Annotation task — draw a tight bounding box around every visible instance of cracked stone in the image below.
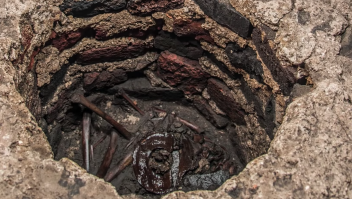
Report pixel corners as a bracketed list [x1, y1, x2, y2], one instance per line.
[252, 28, 295, 95]
[207, 78, 246, 125]
[51, 30, 85, 52]
[340, 26, 352, 59]
[59, 0, 127, 18]
[193, 0, 252, 38]
[128, 0, 185, 16]
[154, 31, 204, 60]
[77, 41, 152, 65]
[2, 0, 352, 198]
[157, 51, 210, 95]
[83, 69, 128, 92]
[225, 42, 264, 83]
[193, 96, 229, 128]
[173, 18, 214, 43]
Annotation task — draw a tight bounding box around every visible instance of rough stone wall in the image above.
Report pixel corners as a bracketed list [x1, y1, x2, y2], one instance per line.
[0, 0, 351, 199]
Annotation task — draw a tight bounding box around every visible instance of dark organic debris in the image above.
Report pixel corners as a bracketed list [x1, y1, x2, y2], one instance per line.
[69, 91, 232, 194]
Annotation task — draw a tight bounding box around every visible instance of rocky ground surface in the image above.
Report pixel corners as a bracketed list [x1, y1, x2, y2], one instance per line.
[1, 0, 352, 198]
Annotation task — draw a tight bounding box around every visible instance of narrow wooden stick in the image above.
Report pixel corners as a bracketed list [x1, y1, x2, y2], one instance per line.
[71, 94, 132, 139]
[90, 145, 94, 161]
[104, 151, 133, 182]
[90, 134, 108, 162]
[152, 107, 203, 133]
[119, 89, 145, 115]
[82, 112, 91, 171]
[93, 134, 108, 149]
[177, 117, 202, 133]
[96, 130, 119, 178]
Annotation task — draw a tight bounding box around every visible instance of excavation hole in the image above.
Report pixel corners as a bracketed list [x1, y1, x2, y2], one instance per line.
[14, 0, 313, 197]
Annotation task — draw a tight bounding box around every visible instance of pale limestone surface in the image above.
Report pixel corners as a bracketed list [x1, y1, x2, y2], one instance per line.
[0, 1, 120, 198]
[1, 0, 352, 199]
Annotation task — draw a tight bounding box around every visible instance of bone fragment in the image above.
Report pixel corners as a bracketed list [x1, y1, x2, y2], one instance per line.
[82, 112, 91, 171]
[96, 130, 119, 178]
[152, 107, 203, 133]
[104, 151, 133, 182]
[119, 89, 145, 115]
[71, 94, 132, 139]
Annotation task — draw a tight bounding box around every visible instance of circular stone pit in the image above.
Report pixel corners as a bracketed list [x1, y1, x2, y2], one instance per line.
[1, 0, 352, 198]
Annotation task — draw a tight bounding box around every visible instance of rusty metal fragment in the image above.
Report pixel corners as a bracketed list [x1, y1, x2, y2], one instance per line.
[133, 133, 174, 194]
[132, 132, 196, 194]
[177, 136, 196, 183]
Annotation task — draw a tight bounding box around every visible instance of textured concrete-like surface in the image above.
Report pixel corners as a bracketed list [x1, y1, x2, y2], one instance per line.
[1, 0, 352, 199]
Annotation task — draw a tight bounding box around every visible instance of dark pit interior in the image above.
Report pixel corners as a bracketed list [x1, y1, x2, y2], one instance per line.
[15, 0, 312, 197]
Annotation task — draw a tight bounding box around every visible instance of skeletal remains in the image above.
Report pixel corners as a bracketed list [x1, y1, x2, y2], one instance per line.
[71, 90, 236, 194]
